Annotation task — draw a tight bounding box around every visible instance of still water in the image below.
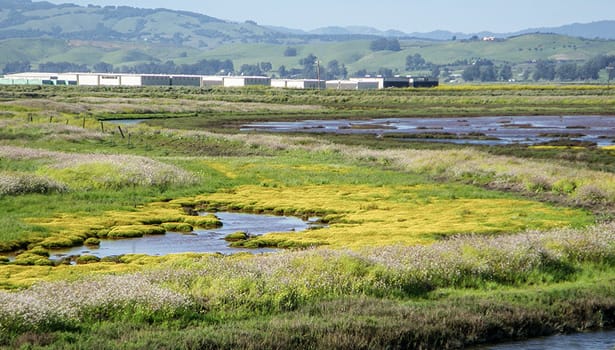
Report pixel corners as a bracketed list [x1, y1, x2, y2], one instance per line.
[242, 115, 615, 147]
[477, 329, 615, 350]
[51, 212, 310, 258]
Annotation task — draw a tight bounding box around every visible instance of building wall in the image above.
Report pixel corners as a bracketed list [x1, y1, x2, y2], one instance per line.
[202, 77, 224, 87]
[77, 74, 100, 86]
[271, 79, 288, 88]
[99, 75, 121, 86]
[171, 76, 201, 86]
[357, 81, 380, 90]
[224, 77, 271, 87]
[142, 75, 171, 86]
[326, 80, 358, 90]
[121, 76, 143, 86]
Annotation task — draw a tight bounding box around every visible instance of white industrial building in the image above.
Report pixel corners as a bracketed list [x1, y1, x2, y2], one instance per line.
[223, 76, 271, 87]
[326, 80, 380, 90]
[2, 72, 437, 89]
[202, 76, 225, 87]
[271, 79, 326, 89]
[4, 72, 78, 85]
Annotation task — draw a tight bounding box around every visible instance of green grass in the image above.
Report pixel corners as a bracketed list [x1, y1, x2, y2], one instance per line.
[0, 85, 614, 349]
[3, 33, 615, 75]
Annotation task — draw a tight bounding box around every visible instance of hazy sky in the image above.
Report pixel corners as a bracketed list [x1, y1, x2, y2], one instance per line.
[48, 0, 614, 33]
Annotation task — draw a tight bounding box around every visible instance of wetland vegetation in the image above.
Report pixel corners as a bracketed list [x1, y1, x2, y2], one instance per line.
[1, 84, 615, 349]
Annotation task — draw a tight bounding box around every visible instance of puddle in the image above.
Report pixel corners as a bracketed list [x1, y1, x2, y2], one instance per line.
[104, 119, 146, 125]
[474, 329, 615, 350]
[50, 212, 311, 259]
[242, 116, 615, 147]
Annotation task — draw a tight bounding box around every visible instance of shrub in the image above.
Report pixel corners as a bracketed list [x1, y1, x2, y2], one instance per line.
[107, 225, 166, 239]
[224, 231, 248, 242]
[76, 255, 101, 265]
[13, 253, 53, 266]
[39, 236, 84, 249]
[161, 222, 194, 233]
[183, 214, 222, 229]
[28, 247, 50, 257]
[84, 238, 101, 246]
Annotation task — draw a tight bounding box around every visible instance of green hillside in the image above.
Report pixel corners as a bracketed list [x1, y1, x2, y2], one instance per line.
[1, 1, 615, 80]
[188, 34, 615, 75]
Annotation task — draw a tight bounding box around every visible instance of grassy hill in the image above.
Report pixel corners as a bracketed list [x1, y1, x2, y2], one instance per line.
[0, 0, 279, 49]
[1, 1, 615, 78]
[3, 34, 615, 77]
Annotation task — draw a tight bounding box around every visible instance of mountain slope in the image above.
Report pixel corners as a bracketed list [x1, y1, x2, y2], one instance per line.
[307, 21, 615, 40]
[0, 0, 280, 48]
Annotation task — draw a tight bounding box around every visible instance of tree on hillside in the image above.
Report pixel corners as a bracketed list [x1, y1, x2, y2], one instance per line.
[578, 54, 615, 80]
[499, 64, 513, 81]
[239, 64, 262, 76]
[406, 53, 427, 70]
[462, 64, 480, 81]
[299, 54, 318, 78]
[38, 62, 87, 73]
[378, 68, 394, 77]
[480, 65, 497, 82]
[370, 38, 401, 52]
[93, 62, 114, 73]
[556, 62, 578, 81]
[325, 60, 348, 80]
[2, 61, 31, 74]
[284, 47, 297, 57]
[533, 60, 556, 81]
[259, 62, 272, 73]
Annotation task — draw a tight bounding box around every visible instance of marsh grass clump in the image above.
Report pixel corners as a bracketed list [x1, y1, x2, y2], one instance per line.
[84, 238, 101, 246]
[106, 225, 166, 239]
[160, 222, 193, 233]
[39, 236, 84, 249]
[224, 231, 249, 242]
[13, 253, 53, 266]
[183, 214, 222, 229]
[0, 172, 67, 196]
[75, 255, 101, 265]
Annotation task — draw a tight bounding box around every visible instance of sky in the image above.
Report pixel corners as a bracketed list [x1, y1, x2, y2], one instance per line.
[47, 0, 614, 33]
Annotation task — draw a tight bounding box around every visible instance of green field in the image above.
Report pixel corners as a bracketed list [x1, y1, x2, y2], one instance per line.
[0, 85, 615, 349]
[3, 33, 615, 77]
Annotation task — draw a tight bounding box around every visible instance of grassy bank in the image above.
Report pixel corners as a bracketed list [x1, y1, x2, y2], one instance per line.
[1, 224, 615, 348]
[0, 85, 614, 349]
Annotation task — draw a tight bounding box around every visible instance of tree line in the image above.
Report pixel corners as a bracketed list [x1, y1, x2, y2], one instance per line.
[3, 53, 614, 83]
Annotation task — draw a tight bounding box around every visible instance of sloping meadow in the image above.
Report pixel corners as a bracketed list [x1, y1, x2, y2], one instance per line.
[0, 145, 196, 191]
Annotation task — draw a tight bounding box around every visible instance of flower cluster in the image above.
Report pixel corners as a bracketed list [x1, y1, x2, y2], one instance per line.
[0, 172, 67, 196]
[0, 146, 196, 189]
[0, 273, 191, 330]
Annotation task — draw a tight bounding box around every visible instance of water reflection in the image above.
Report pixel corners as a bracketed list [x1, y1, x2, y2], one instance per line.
[51, 212, 310, 258]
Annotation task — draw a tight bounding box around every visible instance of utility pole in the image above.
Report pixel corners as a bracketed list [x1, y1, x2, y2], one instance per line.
[315, 59, 321, 90]
[607, 66, 614, 89]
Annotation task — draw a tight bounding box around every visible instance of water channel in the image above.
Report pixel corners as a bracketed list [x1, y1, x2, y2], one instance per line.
[476, 329, 615, 350]
[50, 212, 311, 259]
[241, 115, 615, 147]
